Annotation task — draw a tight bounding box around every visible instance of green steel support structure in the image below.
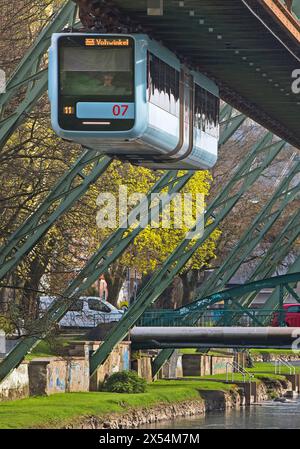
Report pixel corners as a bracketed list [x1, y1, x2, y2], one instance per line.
[175, 273, 300, 319]
[192, 159, 300, 300]
[0, 0, 297, 384]
[0, 169, 194, 382]
[0, 1, 76, 148]
[236, 210, 300, 309]
[218, 105, 246, 146]
[260, 255, 300, 311]
[0, 151, 112, 280]
[89, 133, 286, 376]
[151, 272, 300, 375]
[153, 160, 300, 372]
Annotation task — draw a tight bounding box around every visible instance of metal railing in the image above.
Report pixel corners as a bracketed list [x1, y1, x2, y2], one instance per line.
[226, 360, 255, 383]
[274, 357, 296, 375]
[137, 308, 281, 327]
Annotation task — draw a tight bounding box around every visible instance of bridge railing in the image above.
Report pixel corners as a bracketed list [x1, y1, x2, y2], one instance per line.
[137, 308, 284, 327]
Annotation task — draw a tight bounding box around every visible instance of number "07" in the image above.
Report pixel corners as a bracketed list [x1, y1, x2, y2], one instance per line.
[112, 104, 129, 116]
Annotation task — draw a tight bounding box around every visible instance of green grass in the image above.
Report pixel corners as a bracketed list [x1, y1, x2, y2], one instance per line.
[248, 362, 300, 375]
[179, 349, 232, 357]
[0, 379, 236, 429]
[185, 360, 299, 384]
[250, 349, 300, 356]
[25, 336, 82, 361]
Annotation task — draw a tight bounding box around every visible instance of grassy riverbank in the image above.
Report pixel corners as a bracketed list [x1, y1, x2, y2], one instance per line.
[0, 379, 236, 429]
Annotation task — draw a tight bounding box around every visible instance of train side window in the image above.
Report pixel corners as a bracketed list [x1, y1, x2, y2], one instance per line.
[148, 52, 179, 116]
[194, 84, 219, 137]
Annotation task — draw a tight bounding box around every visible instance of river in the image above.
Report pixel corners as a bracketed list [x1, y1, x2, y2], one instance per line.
[141, 360, 300, 429]
[141, 396, 300, 429]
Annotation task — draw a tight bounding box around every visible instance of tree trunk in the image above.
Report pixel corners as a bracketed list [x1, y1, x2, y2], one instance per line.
[180, 269, 199, 306]
[105, 262, 127, 307]
[21, 254, 49, 321]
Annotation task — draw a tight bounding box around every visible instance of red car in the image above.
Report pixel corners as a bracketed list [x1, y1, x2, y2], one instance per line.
[271, 304, 300, 327]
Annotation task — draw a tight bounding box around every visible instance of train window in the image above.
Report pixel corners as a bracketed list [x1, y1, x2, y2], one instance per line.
[59, 46, 134, 100]
[148, 53, 179, 116]
[194, 85, 219, 137]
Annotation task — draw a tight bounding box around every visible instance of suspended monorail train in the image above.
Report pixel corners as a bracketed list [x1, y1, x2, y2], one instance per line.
[49, 33, 220, 170]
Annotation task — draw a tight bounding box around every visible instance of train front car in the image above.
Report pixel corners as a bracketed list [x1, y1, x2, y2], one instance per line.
[48, 33, 219, 170]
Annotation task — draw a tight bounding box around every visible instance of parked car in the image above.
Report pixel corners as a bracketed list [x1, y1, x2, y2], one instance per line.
[271, 304, 300, 327]
[39, 296, 124, 329]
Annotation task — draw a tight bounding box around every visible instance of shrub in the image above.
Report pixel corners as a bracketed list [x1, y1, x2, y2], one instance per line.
[103, 370, 147, 394]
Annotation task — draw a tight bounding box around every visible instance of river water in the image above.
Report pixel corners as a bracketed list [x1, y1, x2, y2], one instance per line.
[142, 396, 300, 429]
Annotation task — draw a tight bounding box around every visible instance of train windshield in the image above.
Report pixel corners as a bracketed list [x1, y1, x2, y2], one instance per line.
[59, 37, 134, 101]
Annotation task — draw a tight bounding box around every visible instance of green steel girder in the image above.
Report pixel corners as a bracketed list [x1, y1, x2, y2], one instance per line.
[218, 105, 246, 146]
[0, 151, 112, 281]
[260, 255, 300, 311]
[248, 208, 300, 280]
[0, 1, 76, 148]
[0, 169, 194, 383]
[0, 71, 48, 149]
[194, 160, 300, 300]
[179, 273, 300, 315]
[151, 272, 300, 375]
[0, 101, 242, 290]
[171, 164, 300, 327]
[237, 209, 300, 309]
[0, 103, 245, 383]
[88, 132, 286, 376]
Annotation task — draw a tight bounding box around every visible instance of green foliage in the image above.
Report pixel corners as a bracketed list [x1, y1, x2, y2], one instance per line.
[0, 315, 14, 334]
[102, 370, 147, 394]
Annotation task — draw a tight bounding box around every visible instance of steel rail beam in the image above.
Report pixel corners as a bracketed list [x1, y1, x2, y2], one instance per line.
[89, 133, 286, 376]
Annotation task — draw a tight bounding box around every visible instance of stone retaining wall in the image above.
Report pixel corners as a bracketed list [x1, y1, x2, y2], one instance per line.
[182, 354, 234, 377]
[0, 341, 131, 401]
[28, 357, 90, 396]
[0, 361, 29, 401]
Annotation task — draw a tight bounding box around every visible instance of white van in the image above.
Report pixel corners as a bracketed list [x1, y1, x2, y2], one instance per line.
[39, 296, 124, 329]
